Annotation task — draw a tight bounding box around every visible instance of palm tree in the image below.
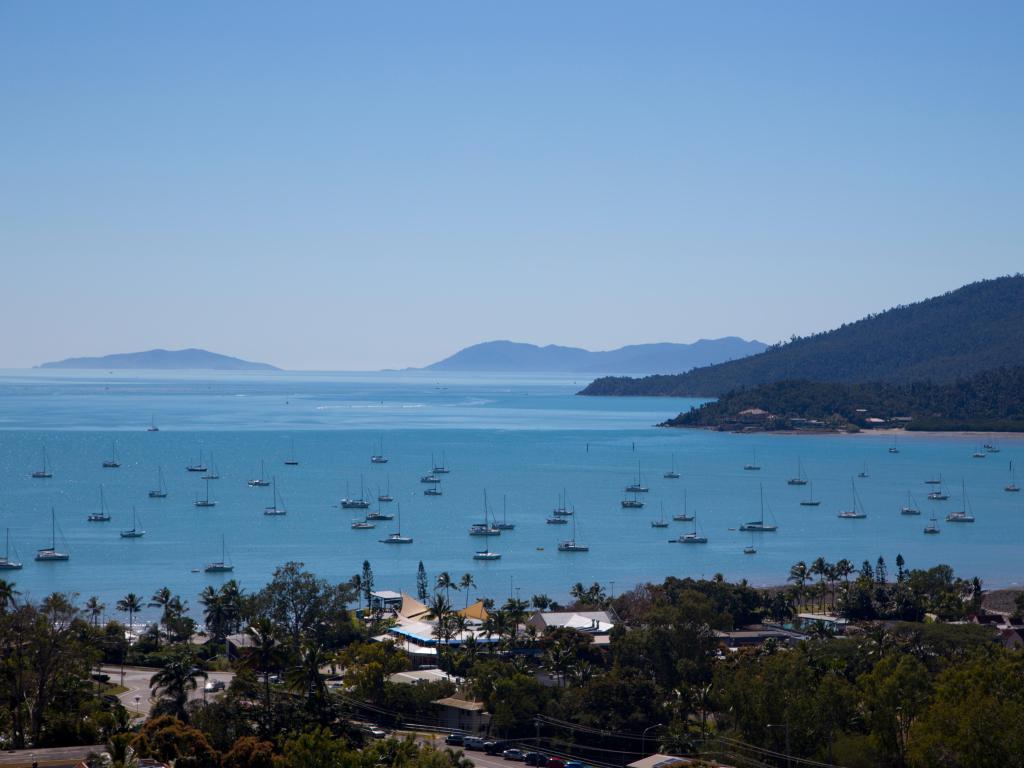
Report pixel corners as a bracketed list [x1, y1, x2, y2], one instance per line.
[436, 571, 457, 603]
[350, 574, 363, 611]
[788, 561, 808, 610]
[810, 557, 830, 612]
[459, 572, 476, 609]
[0, 579, 20, 614]
[240, 618, 282, 735]
[148, 587, 180, 647]
[285, 640, 331, 719]
[116, 593, 143, 639]
[84, 596, 105, 627]
[149, 649, 207, 722]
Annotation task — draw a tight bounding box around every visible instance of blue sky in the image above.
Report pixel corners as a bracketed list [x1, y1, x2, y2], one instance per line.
[1, 2, 1021, 370]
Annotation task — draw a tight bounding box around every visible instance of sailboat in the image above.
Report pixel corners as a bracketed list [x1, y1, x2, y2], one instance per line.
[621, 491, 644, 509]
[473, 495, 501, 560]
[557, 513, 588, 552]
[924, 514, 940, 535]
[838, 478, 867, 518]
[900, 491, 921, 516]
[925, 473, 943, 485]
[248, 460, 270, 487]
[119, 507, 146, 538]
[379, 503, 413, 544]
[32, 447, 53, 478]
[202, 453, 219, 480]
[672, 489, 695, 522]
[0, 529, 23, 570]
[495, 495, 515, 530]
[341, 478, 371, 509]
[625, 463, 649, 493]
[433, 453, 450, 474]
[284, 438, 299, 466]
[423, 477, 443, 496]
[972, 446, 987, 458]
[367, 498, 394, 521]
[147, 415, 159, 432]
[743, 450, 761, 471]
[888, 436, 899, 454]
[927, 481, 949, 501]
[857, 462, 869, 479]
[186, 450, 207, 473]
[35, 509, 69, 561]
[351, 515, 375, 529]
[1006, 461, 1020, 493]
[799, 481, 821, 507]
[677, 511, 708, 544]
[88, 486, 112, 521]
[985, 442, 1001, 453]
[651, 501, 669, 528]
[546, 493, 570, 524]
[370, 437, 388, 464]
[663, 454, 680, 480]
[194, 479, 216, 507]
[263, 476, 287, 515]
[743, 531, 757, 555]
[946, 480, 976, 523]
[102, 440, 121, 468]
[204, 535, 233, 572]
[149, 466, 168, 498]
[787, 459, 808, 486]
[378, 476, 394, 503]
[740, 485, 778, 531]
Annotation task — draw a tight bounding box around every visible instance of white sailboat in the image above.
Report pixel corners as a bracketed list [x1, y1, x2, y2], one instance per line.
[379, 503, 413, 544]
[147, 414, 159, 432]
[433, 452, 450, 474]
[473, 495, 501, 560]
[263, 476, 287, 516]
[186, 450, 207, 473]
[0, 528, 23, 570]
[119, 506, 145, 538]
[1006, 461, 1020, 493]
[341, 477, 371, 509]
[35, 509, 69, 561]
[677, 511, 708, 544]
[557, 513, 588, 552]
[838, 478, 868, 519]
[625, 462, 649, 493]
[88, 486, 112, 521]
[370, 437, 388, 464]
[673, 489, 695, 522]
[651, 501, 670, 528]
[204, 535, 233, 572]
[787, 458, 808, 485]
[149, 466, 168, 498]
[900, 491, 921, 515]
[743, 449, 761, 471]
[946, 480, 976, 523]
[740, 485, 778, 531]
[378, 476, 394, 503]
[248, 460, 270, 487]
[924, 513, 940, 535]
[663, 454, 680, 480]
[202, 453, 219, 480]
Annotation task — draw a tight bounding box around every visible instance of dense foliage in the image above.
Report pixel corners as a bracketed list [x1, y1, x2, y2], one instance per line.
[662, 366, 1024, 430]
[580, 274, 1024, 396]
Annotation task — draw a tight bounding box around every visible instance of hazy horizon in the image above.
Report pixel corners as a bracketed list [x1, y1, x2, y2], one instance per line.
[2, 2, 1021, 370]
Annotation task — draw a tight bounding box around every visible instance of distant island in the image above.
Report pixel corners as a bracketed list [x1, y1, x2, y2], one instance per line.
[661, 367, 1024, 433]
[38, 348, 280, 371]
[424, 337, 766, 374]
[580, 275, 1024, 397]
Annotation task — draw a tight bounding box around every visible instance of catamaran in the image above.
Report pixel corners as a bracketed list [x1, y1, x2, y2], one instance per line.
[32, 447, 53, 478]
[651, 502, 669, 528]
[204, 535, 233, 572]
[370, 437, 388, 464]
[35, 509, 69, 561]
[88, 486, 112, 521]
[102, 440, 121, 468]
[194, 479, 216, 507]
[557, 513, 588, 552]
[663, 454, 680, 480]
[1006, 461, 1020, 493]
[740, 485, 778, 532]
[677, 512, 708, 544]
[379, 503, 413, 544]
[119, 506, 146, 538]
[673, 489, 695, 522]
[900, 491, 921, 515]
[149, 466, 168, 498]
[263, 476, 287, 516]
[787, 459, 808, 485]
[799, 481, 821, 507]
[248, 460, 270, 487]
[946, 480, 976, 523]
[924, 514, 940, 535]
[0, 529, 23, 570]
[838, 478, 867, 519]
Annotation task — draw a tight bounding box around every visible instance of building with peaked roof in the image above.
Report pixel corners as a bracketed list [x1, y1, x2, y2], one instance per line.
[628, 755, 734, 768]
[528, 610, 615, 634]
[371, 593, 498, 661]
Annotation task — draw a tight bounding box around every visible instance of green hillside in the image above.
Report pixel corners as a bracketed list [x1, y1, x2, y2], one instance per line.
[580, 275, 1024, 397]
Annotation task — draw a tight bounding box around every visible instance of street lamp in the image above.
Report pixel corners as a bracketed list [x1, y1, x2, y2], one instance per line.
[641, 723, 664, 756]
[766, 722, 791, 768]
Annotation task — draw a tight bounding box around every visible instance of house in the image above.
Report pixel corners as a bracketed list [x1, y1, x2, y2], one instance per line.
[714, 625, 807, 648]
[628, 754, 735, 768]
[432, 696, 490, 734]
[388, 668, 461, 686]
[371, 593, 499, 661]
[369, 590, 405, 614]
[527, 610, 616, 645]
[794, 613, 848, 635]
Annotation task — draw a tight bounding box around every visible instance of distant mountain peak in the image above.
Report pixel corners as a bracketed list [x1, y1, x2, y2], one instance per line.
[423, 338, 766, 374]
[38, 348, 280, 371]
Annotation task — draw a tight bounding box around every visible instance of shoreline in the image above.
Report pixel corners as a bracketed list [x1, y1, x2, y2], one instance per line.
[663, 425, 1024, 440]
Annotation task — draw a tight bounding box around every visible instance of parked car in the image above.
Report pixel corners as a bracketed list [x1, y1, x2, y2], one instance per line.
[545, 758, 566, 768]
[203, 680, 226, 693]
[364, 726, 388, 739]
[463, 737, 485, 751]
[564, 762, 587, 768]
[445, 733, 465, 746]
[484, 741, 503, 755]
[502, 749, 526, 761]
[524, 753, 548, 766]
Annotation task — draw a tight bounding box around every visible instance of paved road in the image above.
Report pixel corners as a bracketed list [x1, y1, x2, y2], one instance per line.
[0, 744, 102, 767]
[101, 665, 234, 715]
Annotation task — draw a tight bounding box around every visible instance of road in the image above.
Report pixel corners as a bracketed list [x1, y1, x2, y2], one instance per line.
[101, 665, 235, 715]
[0, 744, 103, 767]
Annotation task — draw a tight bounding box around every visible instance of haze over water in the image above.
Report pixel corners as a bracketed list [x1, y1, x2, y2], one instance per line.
[1, 369, 1020, 618]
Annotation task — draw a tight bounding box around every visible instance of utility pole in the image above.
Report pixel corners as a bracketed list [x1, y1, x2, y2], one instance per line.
[767, 721, 791, 768]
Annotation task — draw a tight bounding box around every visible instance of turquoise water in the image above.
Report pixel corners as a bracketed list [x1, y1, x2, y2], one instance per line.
[0, 369, 1021, 618]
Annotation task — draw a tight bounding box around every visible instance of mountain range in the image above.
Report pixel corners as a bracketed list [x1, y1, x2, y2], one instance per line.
[580, 275, 1024, 396]
[38, 348, 279, 371]
[423, 338, 767, 374]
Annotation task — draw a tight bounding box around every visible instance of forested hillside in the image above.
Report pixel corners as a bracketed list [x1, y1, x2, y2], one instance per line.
[581, 275, 1024, 396]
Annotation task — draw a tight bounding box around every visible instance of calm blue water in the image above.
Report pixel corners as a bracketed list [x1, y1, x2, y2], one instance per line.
[0, 369, 1021, 618]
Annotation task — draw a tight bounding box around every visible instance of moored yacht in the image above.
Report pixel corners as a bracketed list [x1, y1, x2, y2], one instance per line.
[676, 512, 707, 544]
[0, 529, 23, 570]
[370, 437, 388, 464]
[740, 485, 778, 532]
[35, 509, 69, 561]
[799, 481, 821, 507]
[787, 458, 808, 485]
[557, 514, 588, 552]
[32, 447, 53, 479]
[672, 490, 695, 522]
[194, 479, 216, 507]
[263, 476, 287, 515]
[149, 466, 168, 498]
[945, 480, 976, 523]
[1006, 461, 1020, 493]
[663, 454, 680, 479]
[900, 491, 921, 515]
[248, 460, 270, 487]
[924, 514, 940, 535]
[119, 507, 145, 538]
[379, 503, 413, 544]
[88, 486, 112, 521]
[204, 535, 233, 572]
[102, 440, 121, 468]
[838, 478, 867, 519]
[186, 450, 207, 473]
